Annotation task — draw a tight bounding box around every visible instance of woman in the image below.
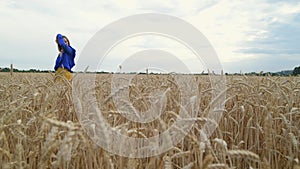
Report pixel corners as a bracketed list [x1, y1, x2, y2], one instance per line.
[54, 34, 76, 81]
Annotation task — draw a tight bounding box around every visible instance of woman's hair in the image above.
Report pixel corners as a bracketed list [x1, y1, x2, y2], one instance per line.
[56, 35, 70, 52]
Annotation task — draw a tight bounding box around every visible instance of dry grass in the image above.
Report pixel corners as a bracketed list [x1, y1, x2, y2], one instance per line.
[0, 72, 299, 169]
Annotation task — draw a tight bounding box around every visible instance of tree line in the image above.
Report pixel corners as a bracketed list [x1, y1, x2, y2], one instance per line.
[0, 67, 52, 73]
[1, 66, 300, 75]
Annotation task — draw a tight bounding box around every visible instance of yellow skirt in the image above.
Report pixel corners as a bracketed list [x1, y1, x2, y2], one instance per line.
[55, 68, 72, 81]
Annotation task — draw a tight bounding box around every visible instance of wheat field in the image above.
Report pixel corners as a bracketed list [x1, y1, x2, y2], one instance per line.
[0, 72, 299, 169]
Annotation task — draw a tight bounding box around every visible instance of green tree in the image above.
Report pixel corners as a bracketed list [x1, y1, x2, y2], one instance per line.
[293, 66, 300, 76]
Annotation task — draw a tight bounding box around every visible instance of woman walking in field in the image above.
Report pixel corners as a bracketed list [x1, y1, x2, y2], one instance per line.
[54, 34, 76, 81]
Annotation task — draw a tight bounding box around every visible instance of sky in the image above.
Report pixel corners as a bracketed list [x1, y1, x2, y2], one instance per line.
[0, 0, 299, 73]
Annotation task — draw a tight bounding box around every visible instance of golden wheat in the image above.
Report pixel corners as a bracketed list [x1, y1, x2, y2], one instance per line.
[0, 72, 299, 168]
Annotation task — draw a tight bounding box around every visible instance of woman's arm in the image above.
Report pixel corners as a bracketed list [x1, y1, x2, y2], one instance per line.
[56, 34, 75, 55]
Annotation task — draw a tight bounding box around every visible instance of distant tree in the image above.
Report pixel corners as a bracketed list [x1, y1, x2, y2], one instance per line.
[293, 66, 300, 76]
[0, 68, 10, 72]
[29, 69, 39, 72]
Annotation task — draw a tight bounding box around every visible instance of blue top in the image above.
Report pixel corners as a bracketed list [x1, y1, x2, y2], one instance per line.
[54, 34, 76, 72]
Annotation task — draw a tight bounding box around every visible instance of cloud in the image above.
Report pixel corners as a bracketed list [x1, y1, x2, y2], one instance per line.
[223, 54, 299, 73]
[0, 0, 299, 73]
[184, 0, 300, 72]
[0, 0, 121, 69]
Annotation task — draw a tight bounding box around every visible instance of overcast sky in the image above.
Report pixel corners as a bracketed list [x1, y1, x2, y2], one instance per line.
[0, 0, 299, 73]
